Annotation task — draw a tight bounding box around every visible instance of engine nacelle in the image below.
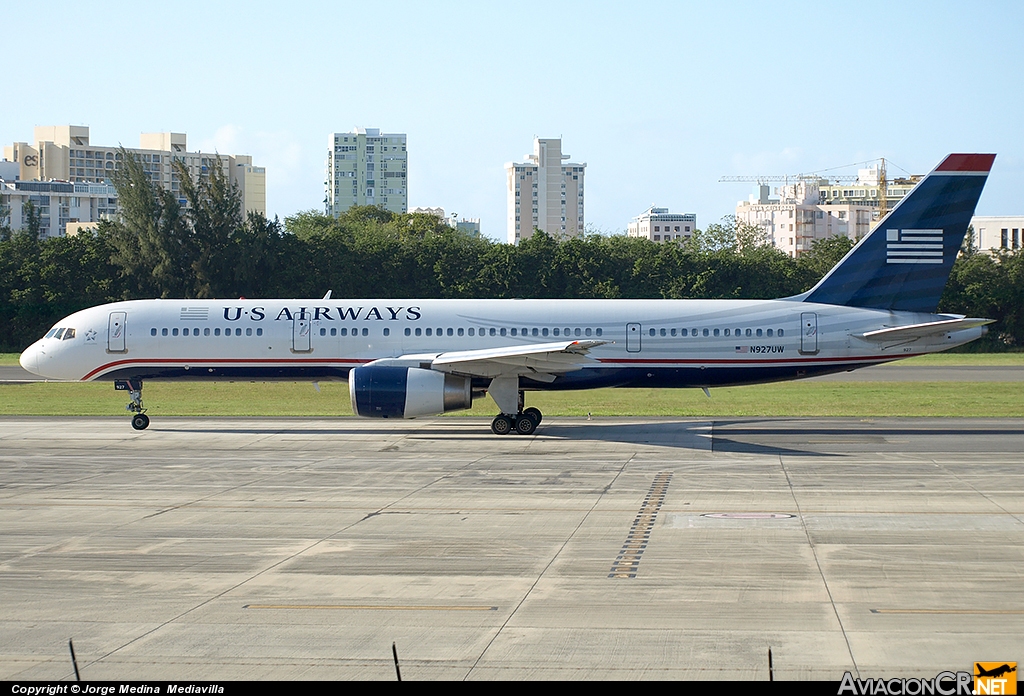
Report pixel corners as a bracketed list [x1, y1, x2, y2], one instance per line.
[349, 366, 473, 418]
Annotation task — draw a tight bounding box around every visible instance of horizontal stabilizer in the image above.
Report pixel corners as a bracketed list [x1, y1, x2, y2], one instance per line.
[856, 317, 993, 341]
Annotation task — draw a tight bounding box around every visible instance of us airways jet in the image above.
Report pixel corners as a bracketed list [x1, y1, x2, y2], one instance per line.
[20, 154, 995, 434]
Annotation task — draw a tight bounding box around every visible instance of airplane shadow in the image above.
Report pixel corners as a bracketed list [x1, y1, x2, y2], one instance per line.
[165, 419, 834, 456]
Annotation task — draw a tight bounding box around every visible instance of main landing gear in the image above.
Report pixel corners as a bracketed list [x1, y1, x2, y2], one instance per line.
[489, 385, 543, 435]
[115, 379, 149, 430]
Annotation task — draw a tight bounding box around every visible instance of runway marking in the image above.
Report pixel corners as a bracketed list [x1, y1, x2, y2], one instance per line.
[870, 609, 1024, 615]
[609, 471, 672, 579]
[244, 604, 498, 611]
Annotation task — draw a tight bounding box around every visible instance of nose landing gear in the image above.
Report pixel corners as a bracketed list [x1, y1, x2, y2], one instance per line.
[115, 379, 149, 430]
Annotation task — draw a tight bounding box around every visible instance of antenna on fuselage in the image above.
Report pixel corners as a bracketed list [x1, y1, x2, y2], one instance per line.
[323, 290, 332, 300]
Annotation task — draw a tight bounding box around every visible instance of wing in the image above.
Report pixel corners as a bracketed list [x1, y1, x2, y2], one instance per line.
[856, 317, 993, 342]
[364, 339, 610, 381]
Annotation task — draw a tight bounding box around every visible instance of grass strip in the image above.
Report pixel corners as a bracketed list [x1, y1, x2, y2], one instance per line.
[2, 380, 1022, 418]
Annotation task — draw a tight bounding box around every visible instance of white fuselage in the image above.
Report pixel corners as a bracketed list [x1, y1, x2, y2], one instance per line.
[19, 298, 982, 389]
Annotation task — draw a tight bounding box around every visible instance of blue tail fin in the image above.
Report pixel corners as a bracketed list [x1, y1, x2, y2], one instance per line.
[799, 154, 994, 312]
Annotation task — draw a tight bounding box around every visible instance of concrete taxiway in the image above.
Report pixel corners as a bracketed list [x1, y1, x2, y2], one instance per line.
[0, 416, 1021, 681]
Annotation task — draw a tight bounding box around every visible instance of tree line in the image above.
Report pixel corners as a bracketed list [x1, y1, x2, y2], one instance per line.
[1, 152, 1022, 352]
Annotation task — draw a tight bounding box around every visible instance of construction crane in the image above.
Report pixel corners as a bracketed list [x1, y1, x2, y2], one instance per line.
[720, 157, 896, 217]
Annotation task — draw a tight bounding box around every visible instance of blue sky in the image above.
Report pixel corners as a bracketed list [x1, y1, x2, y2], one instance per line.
[3, 0, 1022, 240]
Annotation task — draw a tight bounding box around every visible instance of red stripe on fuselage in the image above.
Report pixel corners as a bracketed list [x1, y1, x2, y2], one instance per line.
[81, 357, 369, 381]
[81, 353, 921, 380]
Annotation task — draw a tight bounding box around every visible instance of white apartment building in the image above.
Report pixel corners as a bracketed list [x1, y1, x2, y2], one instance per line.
[1, 179, 118, 239]
[627, 207, 696, 242]
[326, 128, 407, 217]
[970, 216, 1024, 253]
[505, 138, 585, 243]
[2, 125, 266, 237]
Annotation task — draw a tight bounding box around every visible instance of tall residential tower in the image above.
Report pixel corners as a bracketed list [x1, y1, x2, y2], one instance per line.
[326, 128, 407, 217]
[505, 137, 585, 243]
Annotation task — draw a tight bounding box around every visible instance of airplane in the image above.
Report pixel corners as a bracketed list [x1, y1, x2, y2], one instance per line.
[19, 153, 996, 435]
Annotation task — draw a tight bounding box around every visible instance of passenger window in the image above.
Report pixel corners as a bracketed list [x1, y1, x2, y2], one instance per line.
[574, 328, 581, 337]
[383, 328, 390, 336]
[183, 328, 190, 336]
[660, 328, 666, 337]
[235, 328, 242, 336]
[257, 328, 263, 336]
[320, 328, 326, 336]
[468, 328, 474, 336]
[331, 328, 337, 336]
[246, 328, 252, 336]
[341, 328, 349, 336]
[490, 328, 496, 336]
[702, 329, 709, 337]
[204, 328, 210, 336]
[415, 328, 421, 336]
[213, 328, 220, 336]
[745, 329, 752, 337]
[724, 329, 730, 336]
[361, 328, 368, 336]
[500, 328, 507, 336]
[426, 328, 432, 336]
[778, 329, 784, 337]
[595, 328, 602, 336]
[405, 328, 411, 336]
[756, 328, 763, 337]
[511, 328, 518, 336]
[713, 329, 720, 337]
[553, 328, 560, 336]
[458, 328, 464, 336]
[691, 328, 698, 336]
[542, 328, 549, 336]
[767, 329, 773, 337]
[447, 328, 453, 336]
[151, 328, 157, 336]
[680, 329, 687, 337]
[163, 328, 169, 336]
[172, 328, 179, 336]
[585, 328, 592, 337]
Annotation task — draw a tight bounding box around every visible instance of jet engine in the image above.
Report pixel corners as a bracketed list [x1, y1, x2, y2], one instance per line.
[349, 365, 473, 418]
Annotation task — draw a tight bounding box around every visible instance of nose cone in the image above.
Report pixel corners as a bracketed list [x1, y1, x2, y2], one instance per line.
[19, 343, 39, 375]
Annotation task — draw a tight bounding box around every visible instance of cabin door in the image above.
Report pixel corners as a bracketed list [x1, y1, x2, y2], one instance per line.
[107, 311, 127, 353]
[800, 312, 819, 355]
[293, 315, 312, 352]
[626, 323, 642, 353]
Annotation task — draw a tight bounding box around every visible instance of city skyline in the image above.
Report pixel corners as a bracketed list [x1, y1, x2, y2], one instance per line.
[2, 1, 1022, 241]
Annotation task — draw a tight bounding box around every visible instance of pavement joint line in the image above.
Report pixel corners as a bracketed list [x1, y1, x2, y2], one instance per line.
[869, 609, 1024, 614]
[463, 453, 635, 681]
[244, 604, 500, 611]
[780, 452, 859, 678]
[929, 457, 1024, 528]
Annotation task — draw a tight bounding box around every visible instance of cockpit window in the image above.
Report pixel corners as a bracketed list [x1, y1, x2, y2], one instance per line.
[54, 328, 66, 339]
[63, 328, 76, 340]
[45, 328, 59, 339]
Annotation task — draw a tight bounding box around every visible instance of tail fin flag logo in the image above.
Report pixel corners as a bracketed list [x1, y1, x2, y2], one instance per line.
[886, 229, 944, 264]
[974, 662, 1017, 695]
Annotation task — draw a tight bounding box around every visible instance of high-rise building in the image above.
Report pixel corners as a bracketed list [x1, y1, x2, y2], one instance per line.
[326, 128, 407, 217]
[628, 207, 696, 242]
[505, 137, 585, 244]
[2, 125, 266, 238]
